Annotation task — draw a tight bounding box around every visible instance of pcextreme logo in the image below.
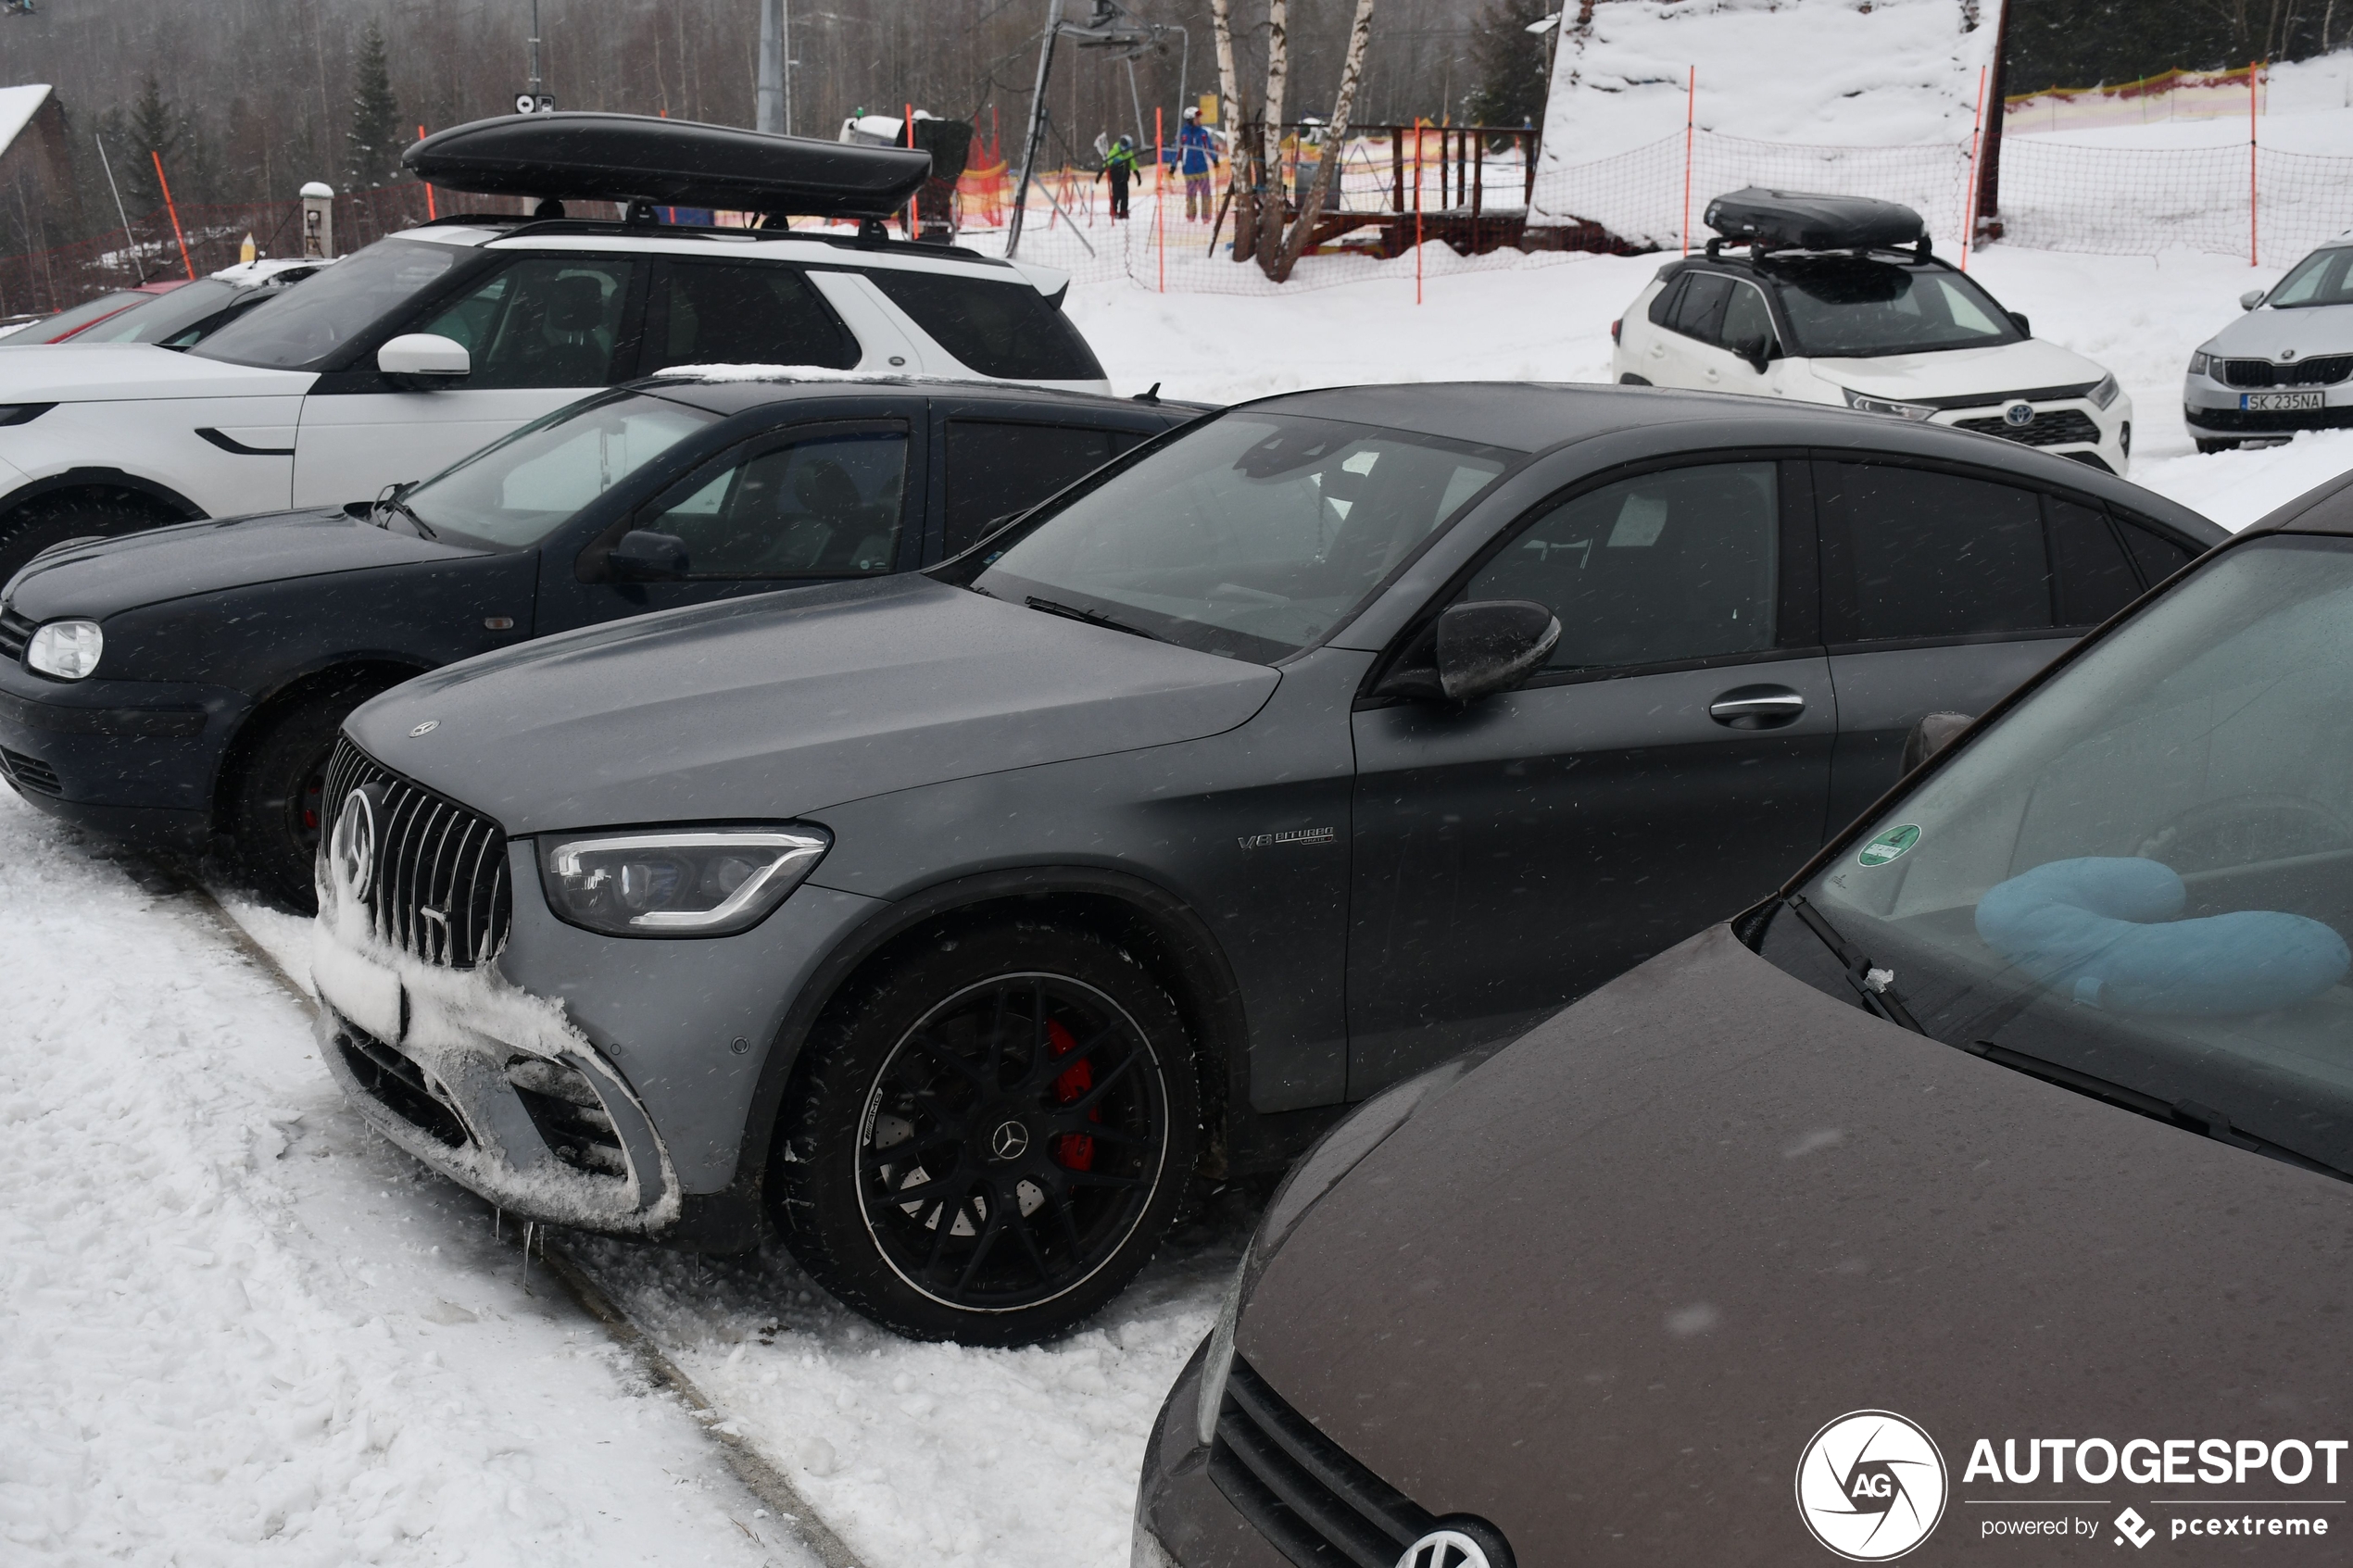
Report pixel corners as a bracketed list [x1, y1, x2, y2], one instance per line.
[1796, 1410, 1950, 1561]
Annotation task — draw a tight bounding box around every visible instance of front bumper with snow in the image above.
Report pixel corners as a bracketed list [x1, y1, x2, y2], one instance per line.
[311, 831, 886, 1249]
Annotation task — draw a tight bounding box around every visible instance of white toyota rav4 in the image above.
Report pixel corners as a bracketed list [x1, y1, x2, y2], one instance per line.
[0, 198, 1100, 576]
[1611, 189, 2131, 475]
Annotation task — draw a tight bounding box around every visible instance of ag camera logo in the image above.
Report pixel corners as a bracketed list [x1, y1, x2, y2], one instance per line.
[1796, 1411, 1949, 1561]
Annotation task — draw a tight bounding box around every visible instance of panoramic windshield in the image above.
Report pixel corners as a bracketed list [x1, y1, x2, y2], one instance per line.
[968, 412, 1515, 662]
[401, 390, 717, 547]
[1766, 536, 2353, 1174]
[2265, 246, 2353, 308]
[1771, 260, 2022, 358]
[193, 239, 469, 370]
[69, 279, 245, 345]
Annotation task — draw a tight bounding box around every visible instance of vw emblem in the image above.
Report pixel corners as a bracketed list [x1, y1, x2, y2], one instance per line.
[330, 787, 379, 901]
[988, 1120, 1031, 1160]
[1396, 1528, 1497, 1568]
[409, 719, 439, 737]
[2001, 401, 2034, 428]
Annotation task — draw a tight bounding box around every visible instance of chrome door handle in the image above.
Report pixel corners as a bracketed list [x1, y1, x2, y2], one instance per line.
[1709, 685, 1806, 729]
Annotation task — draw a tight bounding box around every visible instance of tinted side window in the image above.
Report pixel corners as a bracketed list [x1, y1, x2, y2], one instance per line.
[866, 270, 1106, 381]
[1465, 462, 1779, 671]
[1718, 282, 1777, 351]
[2117, 518, 2196, 585]
[1832, 464, 2051, 641]
[640, 430, 908, 578]
[1670, 272, 1734, 342]
[413, 256, 638, 389]
[1647, 274, 1686, 326]
[943, 419, 1137, 557]
[643, 262, 856, 373]
[2048, 496, 2140, 626]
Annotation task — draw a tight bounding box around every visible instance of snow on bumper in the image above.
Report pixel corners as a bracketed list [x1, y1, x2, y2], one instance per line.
[311, 904, 683, 1236]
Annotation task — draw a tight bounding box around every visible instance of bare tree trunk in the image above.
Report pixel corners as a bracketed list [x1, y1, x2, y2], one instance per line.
[1210, 0, 1253, 262]
[1256, 0, 1290, 278]
[1272, 0, 1376, 283]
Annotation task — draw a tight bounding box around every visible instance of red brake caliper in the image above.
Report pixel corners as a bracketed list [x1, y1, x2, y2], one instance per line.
[1044, 1017, 1100, 1171]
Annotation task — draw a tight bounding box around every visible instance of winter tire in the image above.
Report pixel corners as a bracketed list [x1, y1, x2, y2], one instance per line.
[0, 491, 182, 583]
[228, 676, 396, 912]
[772, 921, 1199, 1346]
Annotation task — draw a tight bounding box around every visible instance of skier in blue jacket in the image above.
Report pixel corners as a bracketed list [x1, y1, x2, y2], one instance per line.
[1177, 107, 1219, 221]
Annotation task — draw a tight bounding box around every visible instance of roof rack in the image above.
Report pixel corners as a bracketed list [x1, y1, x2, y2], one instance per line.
[404, 112, 931, 220]
[1703, 187, 1927, 256]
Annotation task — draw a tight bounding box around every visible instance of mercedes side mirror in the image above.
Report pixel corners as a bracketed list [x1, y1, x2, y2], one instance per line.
[607, 529, 691, 582]
[1376, 599, 1563, 705]
[376, 332, 471, 386]
[2240, 288, 2267, 311]
[1901, 710, 1975, 773]
[2007, 311, 2032, 337]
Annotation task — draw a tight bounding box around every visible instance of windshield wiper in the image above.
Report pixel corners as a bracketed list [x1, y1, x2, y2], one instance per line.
[1784, 895, 1926, 1034]
[1961, 1036, 2353, 1186]
[372, 486, 436, 540]
[1024, 595, 1164, 643]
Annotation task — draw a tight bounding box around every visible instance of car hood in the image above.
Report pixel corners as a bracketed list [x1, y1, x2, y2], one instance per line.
[1240, 923, 2353, 1566]
[0, 341, 314, 400]
[5, 509, 480, 620]
[2203, 301, 2353, 360]
[1806, 335, 2108, 402]
[346, 575, 1281, 834]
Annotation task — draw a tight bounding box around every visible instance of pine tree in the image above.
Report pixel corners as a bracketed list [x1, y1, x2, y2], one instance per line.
[1463, 0, 1554, 129]
[346, 19, 402, 190]
[122, 76, 179, 212]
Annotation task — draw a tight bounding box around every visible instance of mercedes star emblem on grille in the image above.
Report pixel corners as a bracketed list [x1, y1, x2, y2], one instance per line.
[1397, 1528, 1494, 1568]
[989, 1120, 1032, 1160]
[2002, 401, 2035, 428]
[331, 787, 378, 901]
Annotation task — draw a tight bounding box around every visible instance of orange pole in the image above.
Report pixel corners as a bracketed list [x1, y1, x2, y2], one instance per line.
[418, 125, 435, 219]
[1414, 123, 1424, 306]
[152, 150, 195, 281]
[1960, 64, 1987, 270]
[1155, 106, 1166, 293]
[906, 105, 918, 235]
[1681, 68, 1694, 256]
[2250, 62, 2260, 266]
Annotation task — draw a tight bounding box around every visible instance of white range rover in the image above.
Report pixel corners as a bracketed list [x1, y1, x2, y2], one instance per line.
[1611, 189, 2131, 475]
[0, 211, 1100, 576]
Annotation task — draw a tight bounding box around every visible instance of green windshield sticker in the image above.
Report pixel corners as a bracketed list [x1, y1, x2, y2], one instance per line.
[1858, 824, 1921, 867]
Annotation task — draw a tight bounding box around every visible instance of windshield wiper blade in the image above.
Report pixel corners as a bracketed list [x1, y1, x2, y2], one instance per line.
[1024, 595, 1163, 643]
[1784, 895, 1926, 1034]
[1961, 1036, 2353, 1186]
[379, 495, 436, 540]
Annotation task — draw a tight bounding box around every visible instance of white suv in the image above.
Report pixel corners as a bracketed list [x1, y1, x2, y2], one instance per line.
[1612, 191, 2131, 475]
[0, 217, 1100, 575]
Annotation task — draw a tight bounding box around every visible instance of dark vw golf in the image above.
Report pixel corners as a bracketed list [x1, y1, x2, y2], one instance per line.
[1136, 479, 2353, 1568]
[303, 383, 2217, 1345]
[0, 374, 1188, 906]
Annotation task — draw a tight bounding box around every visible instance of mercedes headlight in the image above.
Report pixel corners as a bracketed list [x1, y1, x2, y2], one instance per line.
[538, 826, 830, 936]
[1841, 387, 1936, 420]
[2088, 372, 2121, 409]
[1193, 1058, 1477, 1448]
[25, 619, 102, 679]
[2188, 350, 2212, 378]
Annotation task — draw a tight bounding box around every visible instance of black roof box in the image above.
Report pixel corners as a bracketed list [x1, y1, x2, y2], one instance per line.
[404, 112, 931, 219]
[1703, 187, 1924, 252]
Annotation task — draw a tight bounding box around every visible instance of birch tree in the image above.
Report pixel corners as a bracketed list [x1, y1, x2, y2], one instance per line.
[1254, 0, 1289, 277]
[1210, 0, 1252, 262]
[1272, 0, 1378, 282]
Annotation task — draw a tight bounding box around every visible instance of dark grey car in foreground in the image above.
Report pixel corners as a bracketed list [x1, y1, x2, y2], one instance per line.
[1139, 478, 2353, 1568]
[306, 383, 2218, 1344]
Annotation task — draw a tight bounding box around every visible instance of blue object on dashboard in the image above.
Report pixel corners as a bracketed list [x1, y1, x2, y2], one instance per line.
[1974, 856, 2348, 1017]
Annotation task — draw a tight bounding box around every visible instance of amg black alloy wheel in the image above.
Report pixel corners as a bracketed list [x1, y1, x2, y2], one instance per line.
[772, 922, 1197, 1345]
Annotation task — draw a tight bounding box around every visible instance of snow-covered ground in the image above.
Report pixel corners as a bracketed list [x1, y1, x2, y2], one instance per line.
[11, 239, 2353, 1568]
